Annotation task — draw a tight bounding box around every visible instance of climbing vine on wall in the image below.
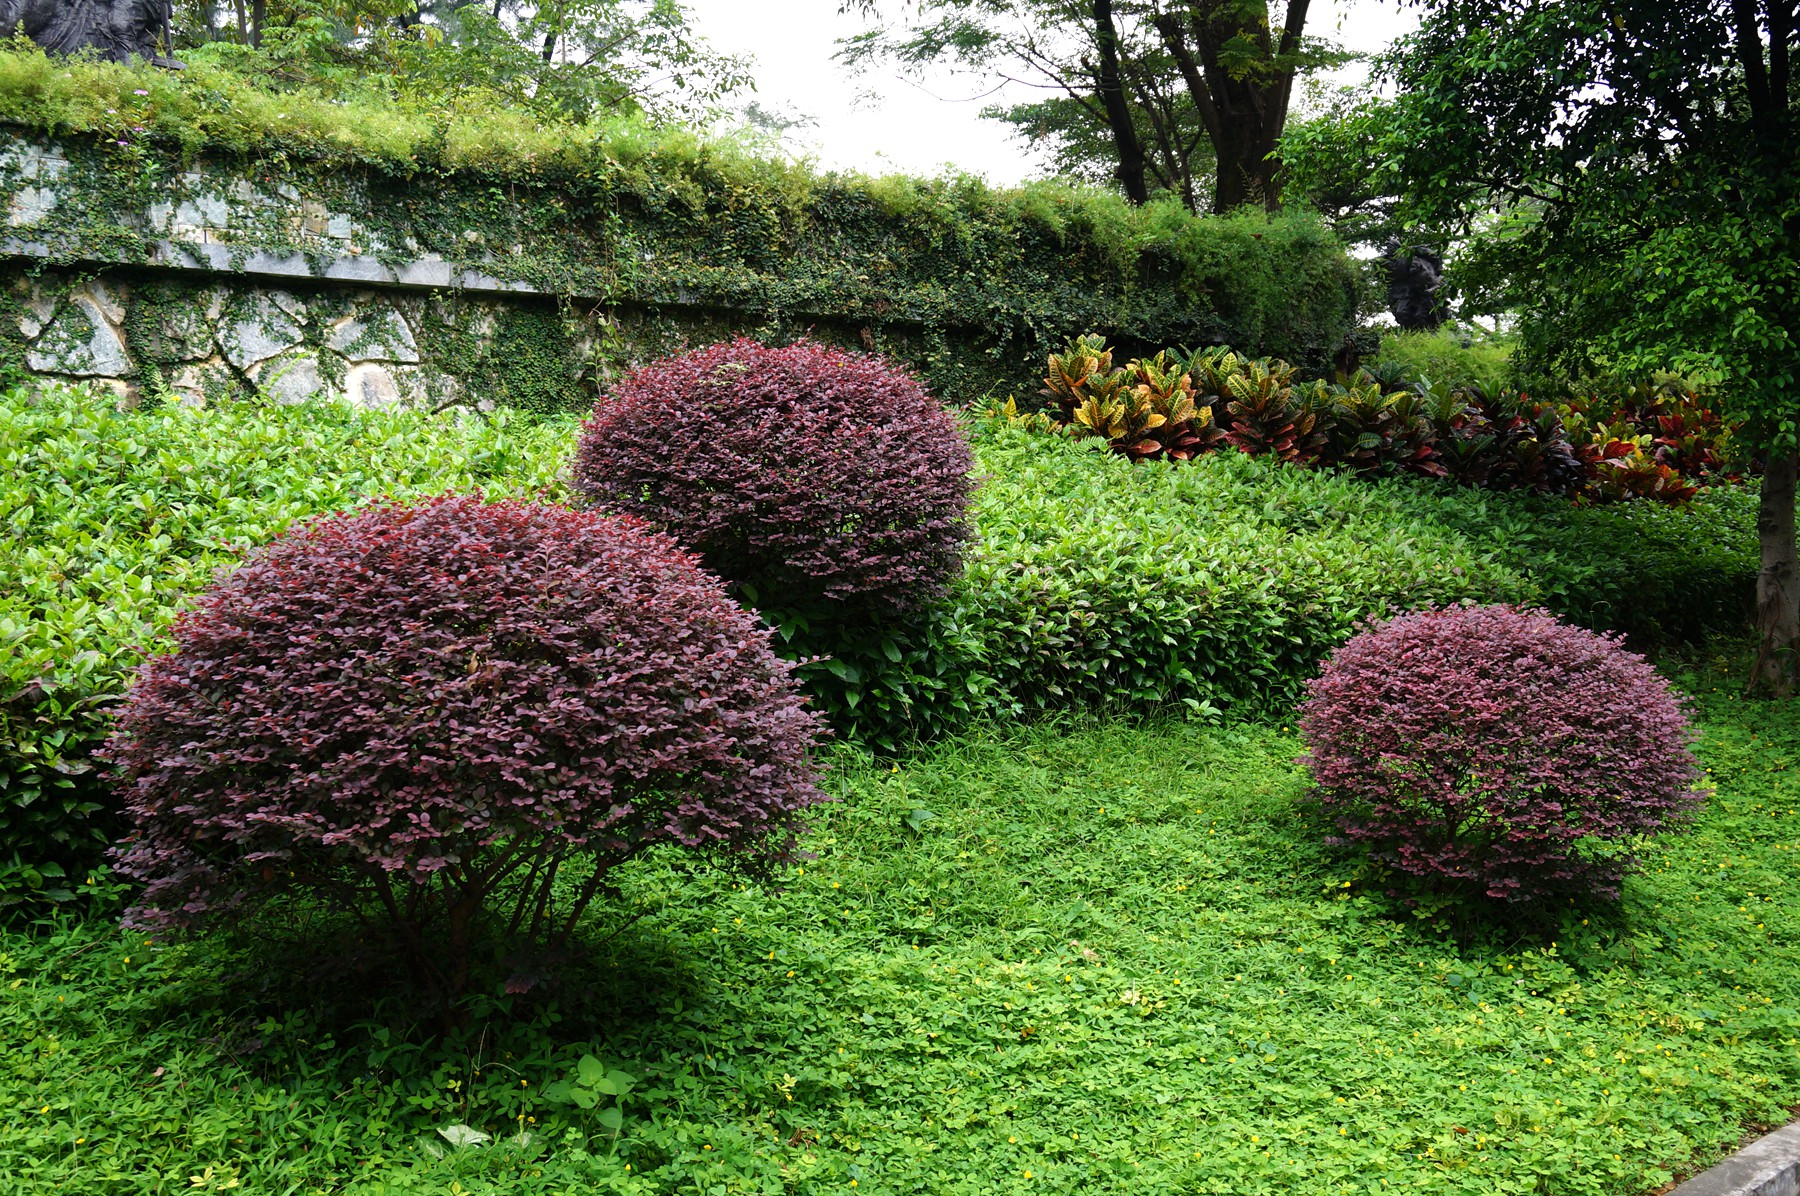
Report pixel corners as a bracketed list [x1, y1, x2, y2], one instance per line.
[0, 51, 1360, 403]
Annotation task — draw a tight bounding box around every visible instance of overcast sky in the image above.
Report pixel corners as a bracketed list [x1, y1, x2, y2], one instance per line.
[682, 1, 1420, 184]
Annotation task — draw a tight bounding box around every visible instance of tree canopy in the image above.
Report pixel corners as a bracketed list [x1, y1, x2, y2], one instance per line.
[1377, 0, 1799, 692]
[164, 0, 749, 122]
[840, 1, 1342, 214]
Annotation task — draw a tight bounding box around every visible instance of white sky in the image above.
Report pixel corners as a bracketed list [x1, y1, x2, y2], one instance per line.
[683, 0, 1420, 184]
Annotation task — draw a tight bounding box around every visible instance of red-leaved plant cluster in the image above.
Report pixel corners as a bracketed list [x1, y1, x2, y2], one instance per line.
[571, 338, 976, 616]
[107, 495, 825, 998]
[1025, 336, 1739, 505]
[1298, 604, 1705, 902]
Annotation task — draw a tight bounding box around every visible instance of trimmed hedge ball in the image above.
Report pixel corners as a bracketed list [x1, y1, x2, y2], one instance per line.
[571, 338, 976, 615]
[1298, 603, 1704, 901]
[108, 495, 825, 981]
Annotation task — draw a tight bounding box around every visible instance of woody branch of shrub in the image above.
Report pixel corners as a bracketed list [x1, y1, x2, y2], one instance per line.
[1020, 334, 1738, 503]
[105, 496, 827, 1002]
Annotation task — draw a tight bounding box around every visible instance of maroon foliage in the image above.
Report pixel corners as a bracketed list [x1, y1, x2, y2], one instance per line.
[107, 495, 825, 996]
[1298, 604, 1704, 902]
[571, 338, 975, 615]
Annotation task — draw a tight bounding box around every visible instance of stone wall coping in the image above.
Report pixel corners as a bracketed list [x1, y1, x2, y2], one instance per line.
[1669, 1122, 1800, 1196]
[2, 234, 550, 299]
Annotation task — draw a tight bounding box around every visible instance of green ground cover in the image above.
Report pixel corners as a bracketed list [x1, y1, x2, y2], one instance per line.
[0, 652, 1794, 1196]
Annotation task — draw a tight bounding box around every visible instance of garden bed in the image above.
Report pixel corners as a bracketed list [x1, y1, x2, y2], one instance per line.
[0, 651, 1794, 1195]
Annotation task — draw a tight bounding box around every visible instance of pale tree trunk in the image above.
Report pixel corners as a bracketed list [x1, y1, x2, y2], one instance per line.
[1751, 441, 1799, 696]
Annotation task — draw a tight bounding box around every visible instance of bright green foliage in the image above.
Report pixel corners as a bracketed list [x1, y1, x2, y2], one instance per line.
[0, 386, 576, 904]
[0, 667, 1795, 1193]
[1371, 329, 1515, 396]
[789, 424, 1757, 747]
[170, 0, 752, 126]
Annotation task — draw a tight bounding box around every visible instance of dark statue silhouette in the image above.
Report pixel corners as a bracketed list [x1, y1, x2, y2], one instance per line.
[0, 0, 182, 68]
[1383, 242, 1448, 331]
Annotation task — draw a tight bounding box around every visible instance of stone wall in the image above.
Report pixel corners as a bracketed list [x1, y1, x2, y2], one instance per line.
[9, 266, 628, 410]
[0, 132, 731, 409]
[0, 125, 1360, 408]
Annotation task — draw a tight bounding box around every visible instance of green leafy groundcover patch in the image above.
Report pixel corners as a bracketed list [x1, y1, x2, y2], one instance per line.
[0, 652, 1794, 1195]
[797, 424, 1757, 745]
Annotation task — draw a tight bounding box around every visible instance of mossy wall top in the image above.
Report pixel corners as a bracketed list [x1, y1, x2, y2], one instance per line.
[0, 51, 1359, 400]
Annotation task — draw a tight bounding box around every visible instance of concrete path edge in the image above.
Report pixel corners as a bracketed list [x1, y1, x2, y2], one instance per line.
[1669, 1122, 1800, 1196]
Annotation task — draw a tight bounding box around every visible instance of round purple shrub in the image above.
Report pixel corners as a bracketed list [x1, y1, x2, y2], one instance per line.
[107, 495, 826, 993]
[1298, 604, 1705, 901]
[570, 338, 976, 615]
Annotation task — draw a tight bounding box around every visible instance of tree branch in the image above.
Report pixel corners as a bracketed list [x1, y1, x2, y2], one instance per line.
[1732, 0, 1774, 121]
[1153, 12, 1223, 147]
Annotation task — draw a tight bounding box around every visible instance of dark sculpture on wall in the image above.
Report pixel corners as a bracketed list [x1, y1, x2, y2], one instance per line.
[0, 0, 182, 68]
[1383, 241, 1448, 331]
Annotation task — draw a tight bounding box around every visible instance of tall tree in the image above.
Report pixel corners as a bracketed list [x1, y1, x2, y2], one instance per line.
[168, 0, 748, 123]
[1379, 1, 1800, 693]
[981, 21, 1213, 208]
[840, 0, 1334, 213]
[840, 2, 1171, 204]
[1149, 1, 1312, 211]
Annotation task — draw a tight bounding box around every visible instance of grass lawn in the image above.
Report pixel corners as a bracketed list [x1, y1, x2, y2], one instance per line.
[1, 650, 1795, 1196]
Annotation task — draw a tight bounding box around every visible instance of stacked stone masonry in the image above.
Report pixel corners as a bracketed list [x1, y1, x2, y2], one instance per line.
[2, 132, 729, 409]
[0, 125, 1358, 407]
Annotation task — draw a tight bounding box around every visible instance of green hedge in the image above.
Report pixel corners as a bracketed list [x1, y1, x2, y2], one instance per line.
[0, 386, 576, 906]
[0, 50, 1358, 398]
[785, 425, 1758, 746]
[0, 386, 1758, 903]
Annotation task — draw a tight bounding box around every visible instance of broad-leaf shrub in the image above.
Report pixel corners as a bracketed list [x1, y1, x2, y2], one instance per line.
[1021, 335, 1730, 505]
[1299, 604, 1705, 901]
[0, 385, 576, 909]
[795, 426, 1547, 747]
[572, 339, 975, 616]
[108, 495, 825, 995]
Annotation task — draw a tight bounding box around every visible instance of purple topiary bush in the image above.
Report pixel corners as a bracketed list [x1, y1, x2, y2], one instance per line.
[570, 338, 976, 616]
[107, 495, 825, 997]
[1298, 603, 1705, 902]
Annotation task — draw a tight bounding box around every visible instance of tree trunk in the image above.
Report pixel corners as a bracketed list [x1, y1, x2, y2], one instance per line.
[249, 0, 265, 48]
[1092, 0, 1150, 205]
[1750, 440, 1799, 696]
[1152, 3, 1307, 214]
[445, 888, 480, 1002]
